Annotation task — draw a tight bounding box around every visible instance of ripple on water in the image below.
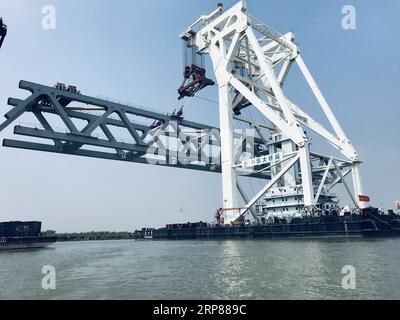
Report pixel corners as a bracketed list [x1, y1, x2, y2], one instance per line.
[1, 238, 400, 299]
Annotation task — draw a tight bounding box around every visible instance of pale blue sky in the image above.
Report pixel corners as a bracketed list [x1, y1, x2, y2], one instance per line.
[0, 0, 399, 232]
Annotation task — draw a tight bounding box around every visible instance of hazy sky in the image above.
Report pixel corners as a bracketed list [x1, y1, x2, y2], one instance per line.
[0, 0, 399, 232]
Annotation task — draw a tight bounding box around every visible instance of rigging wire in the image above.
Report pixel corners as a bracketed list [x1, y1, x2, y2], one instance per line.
[193, 95, 218, 105]
[246, 106, 270, 192]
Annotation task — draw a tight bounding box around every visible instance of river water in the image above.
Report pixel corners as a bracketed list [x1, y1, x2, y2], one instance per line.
[0, 238, 399, 300]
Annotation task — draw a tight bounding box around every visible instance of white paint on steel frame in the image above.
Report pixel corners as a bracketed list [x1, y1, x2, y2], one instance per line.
[181, 1, 366, 224]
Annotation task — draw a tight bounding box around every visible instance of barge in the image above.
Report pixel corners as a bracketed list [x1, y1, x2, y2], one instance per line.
[134, 207, 400, 240]
[0, 221, 57, 250]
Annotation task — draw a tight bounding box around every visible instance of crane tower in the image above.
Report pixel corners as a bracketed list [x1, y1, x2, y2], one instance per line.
[180, 1, 368, 225]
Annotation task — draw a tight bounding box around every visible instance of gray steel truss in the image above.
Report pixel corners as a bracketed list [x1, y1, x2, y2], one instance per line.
[0, 81, 270, 180]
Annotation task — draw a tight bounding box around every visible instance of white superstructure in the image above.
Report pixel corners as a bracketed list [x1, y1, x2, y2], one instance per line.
[181, 1, 368, 225]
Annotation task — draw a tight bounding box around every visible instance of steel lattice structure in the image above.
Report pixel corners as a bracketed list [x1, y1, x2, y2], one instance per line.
[180, 1, 365, 224]
[0, 1, 368, 226]
[0, 80, 270, 183]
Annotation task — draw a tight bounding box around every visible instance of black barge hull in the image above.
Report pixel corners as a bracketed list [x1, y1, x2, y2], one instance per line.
[0, 221, 56, 250]
[135, 210, 400, 240]
[0, 236, 57, 250]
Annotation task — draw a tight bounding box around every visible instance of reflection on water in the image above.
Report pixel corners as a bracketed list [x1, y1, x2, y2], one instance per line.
[215, 241, 249, 299]
[0, 238, 399, 299]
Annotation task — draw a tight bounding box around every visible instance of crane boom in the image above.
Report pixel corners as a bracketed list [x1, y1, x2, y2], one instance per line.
[0, 18, 7, 49]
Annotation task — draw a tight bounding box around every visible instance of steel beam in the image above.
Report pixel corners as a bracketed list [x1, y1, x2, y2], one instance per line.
[0, 80, 271, 180]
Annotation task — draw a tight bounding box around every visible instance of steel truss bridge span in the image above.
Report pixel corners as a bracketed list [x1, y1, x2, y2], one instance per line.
[0, 80, 271, 181]
[0, 1, 368, 226]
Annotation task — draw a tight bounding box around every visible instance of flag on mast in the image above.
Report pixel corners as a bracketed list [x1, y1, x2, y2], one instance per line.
[359, 195, 370, 202]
